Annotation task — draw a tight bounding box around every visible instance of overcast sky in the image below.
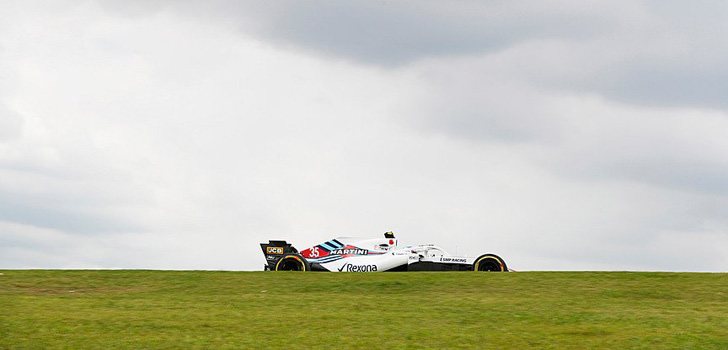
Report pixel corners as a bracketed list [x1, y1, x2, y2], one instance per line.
[1, 1, 727, 271]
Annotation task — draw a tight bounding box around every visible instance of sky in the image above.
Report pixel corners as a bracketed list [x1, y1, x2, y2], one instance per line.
[1, 0, 727, 271]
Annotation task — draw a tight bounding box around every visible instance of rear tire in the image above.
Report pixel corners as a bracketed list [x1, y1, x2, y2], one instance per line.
[274, 254, 310, 271]
[473, 254, 508, 272]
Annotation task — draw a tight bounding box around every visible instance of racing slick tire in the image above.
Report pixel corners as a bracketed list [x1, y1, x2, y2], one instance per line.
[473, 254, 508, 272]
[274, 254, 310, 271]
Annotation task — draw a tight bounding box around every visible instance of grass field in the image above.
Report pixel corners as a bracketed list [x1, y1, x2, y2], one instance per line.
[1, 270, 727, 349]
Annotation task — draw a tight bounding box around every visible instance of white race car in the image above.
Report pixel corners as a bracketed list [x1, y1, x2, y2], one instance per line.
[260, 232, 509, 272]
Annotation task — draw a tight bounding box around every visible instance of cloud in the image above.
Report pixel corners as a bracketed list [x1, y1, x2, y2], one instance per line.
[1, 1, 727, 271]
[230, 1, 616, 66]
[142, 0, 728, 110]
[402, 52, 728, 195]
[97, 0, 620, 66]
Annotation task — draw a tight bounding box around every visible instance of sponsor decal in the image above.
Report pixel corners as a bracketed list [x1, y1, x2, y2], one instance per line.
[439, 257, 467, 263]
[331, 248, 369, 255]
[305, 244, 384, 261]
[266, 246, 284, 255]
[337, 263, 378, 272]
[266, 255, 277, 260]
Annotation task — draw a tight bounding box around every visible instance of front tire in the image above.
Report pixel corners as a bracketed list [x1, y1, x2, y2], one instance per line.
[473, 254, 508, 272]
[274, 254, 310, 271]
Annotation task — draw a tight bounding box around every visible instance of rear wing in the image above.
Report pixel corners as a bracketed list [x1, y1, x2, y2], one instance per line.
[260, 240, 299, 271]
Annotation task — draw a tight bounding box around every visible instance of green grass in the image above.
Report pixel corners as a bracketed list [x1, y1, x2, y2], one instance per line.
[1, 271, 727, 349]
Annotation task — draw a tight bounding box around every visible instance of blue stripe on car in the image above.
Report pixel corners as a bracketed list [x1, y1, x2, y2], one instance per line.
[319, 242, 336, 251]
[310, 255, 342, 263]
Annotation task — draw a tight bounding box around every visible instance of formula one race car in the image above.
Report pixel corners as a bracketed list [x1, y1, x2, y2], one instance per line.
[260, 232, 509, 272]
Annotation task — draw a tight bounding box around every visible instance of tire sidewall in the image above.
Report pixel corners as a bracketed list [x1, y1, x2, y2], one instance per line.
[274, 254, 311, 271]
[473, 253, 507, 272]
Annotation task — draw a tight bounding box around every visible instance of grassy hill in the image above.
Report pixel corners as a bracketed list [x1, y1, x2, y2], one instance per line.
[1, 270, 727, 349]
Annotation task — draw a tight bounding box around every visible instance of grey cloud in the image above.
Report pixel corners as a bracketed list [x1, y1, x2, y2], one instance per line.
[0, 189, 143, 234]
[99, 0, 614, 66]
[240, 1, 611, 66]
[97, 1, 728, 109]
[585, 62, 728, 110]
[528, 1, 728, 110]
[0, 142, 149, 235]
[402, 51, 728, 198]
[210, 1, 728, 110]
[549, 105, 728, 196]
